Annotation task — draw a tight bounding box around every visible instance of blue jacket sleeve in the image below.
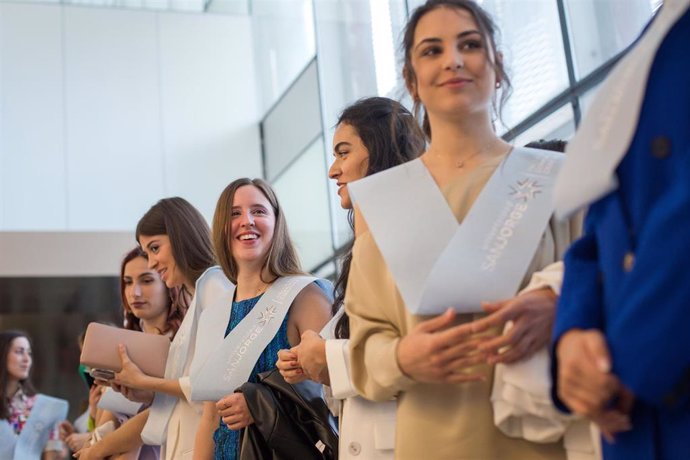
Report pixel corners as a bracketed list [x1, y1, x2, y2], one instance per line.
[608, 173, 690, 410]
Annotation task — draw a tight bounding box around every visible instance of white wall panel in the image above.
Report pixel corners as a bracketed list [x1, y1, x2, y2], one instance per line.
[64, 7, 164, 230]
[0, 3, 66, 230]
[158, 13, 261, 220]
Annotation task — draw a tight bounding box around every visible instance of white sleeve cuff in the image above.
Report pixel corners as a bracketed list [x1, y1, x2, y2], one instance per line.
[520, 261, 565, 296]
[178, 376, 192, 402]
[325, 339, 358, 400]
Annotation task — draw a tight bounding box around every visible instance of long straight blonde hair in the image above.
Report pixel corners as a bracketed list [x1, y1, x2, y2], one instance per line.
[212, 178, 304, 284]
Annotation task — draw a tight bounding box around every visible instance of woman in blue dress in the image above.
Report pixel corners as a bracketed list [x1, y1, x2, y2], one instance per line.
[193, 178, 332, 460]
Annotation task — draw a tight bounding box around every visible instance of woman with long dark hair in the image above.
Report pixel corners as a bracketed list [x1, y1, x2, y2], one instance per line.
[100, 197, 234, 460]
[75, 247, 185, 459]
[1, 330, 65, 460]
[276, 96, 424, 459]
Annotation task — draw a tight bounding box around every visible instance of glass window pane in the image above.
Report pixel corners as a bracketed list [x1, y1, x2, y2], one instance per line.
[512, 104, 575, 147]
[565, 0, 657, 79]
[482, 0, 570, 132]
[272, 139, 334, 271]
[262, 60, 322, 181]
[252, 0, 316, 113]
[314, 0, 408, 142]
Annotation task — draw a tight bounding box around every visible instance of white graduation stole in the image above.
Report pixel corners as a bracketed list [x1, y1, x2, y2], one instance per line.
[190, 275, 318, 401]
[142, 266, 234, 445]
[0, 394, 69, 460]
[349, 148, 562, 315]
[554, 0, 690, 217]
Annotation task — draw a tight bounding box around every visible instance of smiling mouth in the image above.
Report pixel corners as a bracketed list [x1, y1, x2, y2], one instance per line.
[238, 233, 259, 242]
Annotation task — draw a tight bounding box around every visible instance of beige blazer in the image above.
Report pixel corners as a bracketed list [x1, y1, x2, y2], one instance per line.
[345, 157, 581, 460]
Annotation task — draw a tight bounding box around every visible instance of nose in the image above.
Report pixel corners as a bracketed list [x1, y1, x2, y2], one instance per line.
[444, 47, 464, 70]
[240, 210, 255, 227]
[133, 282, 143, 297]
[147, 256, 157, 270]
[328, 160, 340, 180]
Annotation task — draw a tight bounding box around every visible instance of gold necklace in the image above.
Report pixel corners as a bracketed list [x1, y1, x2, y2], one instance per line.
[434, 149, 485, 168]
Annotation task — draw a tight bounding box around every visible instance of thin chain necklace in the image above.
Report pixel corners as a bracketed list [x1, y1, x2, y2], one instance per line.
[432, 148, 485, 169]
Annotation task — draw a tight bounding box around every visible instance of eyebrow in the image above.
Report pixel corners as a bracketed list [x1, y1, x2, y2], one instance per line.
[231, 204, 269, 210]
[414, 30, 482, 51]
[333, 141, 351, 153]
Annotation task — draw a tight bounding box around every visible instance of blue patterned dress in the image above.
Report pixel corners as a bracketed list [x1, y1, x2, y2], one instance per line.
[212, 293, 290, 460]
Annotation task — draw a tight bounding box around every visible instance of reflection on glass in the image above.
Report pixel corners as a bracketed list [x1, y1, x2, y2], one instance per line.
[252, 0, 316, 113]
[314, 0, 407, 141]
[481, 1, 569, 132]
[370, 0, 397, 96]
[565, 0, 656, 79]
[272, 139, 333, 270]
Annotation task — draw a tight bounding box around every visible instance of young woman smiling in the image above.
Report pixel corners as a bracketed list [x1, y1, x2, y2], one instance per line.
[343, 1, 581, 459]
[192, 178, 332, 460]
[276, 97, 425, 460]
[106, 198, 234, 460]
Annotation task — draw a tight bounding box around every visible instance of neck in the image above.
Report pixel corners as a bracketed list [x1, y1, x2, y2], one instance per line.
[236, 262, 274, 301]
[141, 313, 168, 335]
[6, 379, 20, 398]
[183, 277, 195, 297]
[425, 110, 508, 166]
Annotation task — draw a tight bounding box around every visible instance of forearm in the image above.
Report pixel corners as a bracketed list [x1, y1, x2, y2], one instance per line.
[139, 376, 184, 399]
[192, 403, 216, 460]
[90, 410, 149, 457]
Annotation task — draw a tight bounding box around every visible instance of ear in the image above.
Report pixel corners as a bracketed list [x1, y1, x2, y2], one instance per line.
[403, 67, 419, 102]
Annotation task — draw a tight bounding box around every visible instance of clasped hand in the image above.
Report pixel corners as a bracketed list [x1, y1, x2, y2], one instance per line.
[470, 287, 557, 364]
[557, 329, 634, 442]
[217, 393, 253, 430]
[276, 330, 329, 385]
[396, 309, 487, 384]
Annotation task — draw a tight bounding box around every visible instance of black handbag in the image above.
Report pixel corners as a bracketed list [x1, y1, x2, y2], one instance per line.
[238, 369, 339, 460]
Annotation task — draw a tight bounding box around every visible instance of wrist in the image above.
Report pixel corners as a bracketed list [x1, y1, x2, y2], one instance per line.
[395, 336, 413, 379]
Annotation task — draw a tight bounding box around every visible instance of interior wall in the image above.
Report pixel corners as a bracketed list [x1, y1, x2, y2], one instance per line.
[0, 2, 262, 232]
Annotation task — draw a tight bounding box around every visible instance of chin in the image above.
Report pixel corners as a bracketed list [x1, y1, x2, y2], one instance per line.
[340, 196, 352, 210]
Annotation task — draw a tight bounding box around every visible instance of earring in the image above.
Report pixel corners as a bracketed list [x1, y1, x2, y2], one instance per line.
[495, 81, 502, 89]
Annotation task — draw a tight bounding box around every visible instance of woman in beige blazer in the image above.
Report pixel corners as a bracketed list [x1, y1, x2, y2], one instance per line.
[345, 1, 580, 459]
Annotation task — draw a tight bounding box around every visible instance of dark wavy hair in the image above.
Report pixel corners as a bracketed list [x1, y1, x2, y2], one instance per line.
[136, 197, 216, 301]
[0, 331, 37, 420]
[120, 247, 185, 338]
[402, 0, 512, 139]
[332, 97, 425, 338]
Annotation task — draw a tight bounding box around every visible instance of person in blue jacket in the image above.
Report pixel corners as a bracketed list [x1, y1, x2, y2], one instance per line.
[551, 1, 690, 459]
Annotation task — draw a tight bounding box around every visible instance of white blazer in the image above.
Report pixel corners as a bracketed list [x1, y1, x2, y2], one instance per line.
[164, 266, 234, 460]
[322, 313, 396, 460]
